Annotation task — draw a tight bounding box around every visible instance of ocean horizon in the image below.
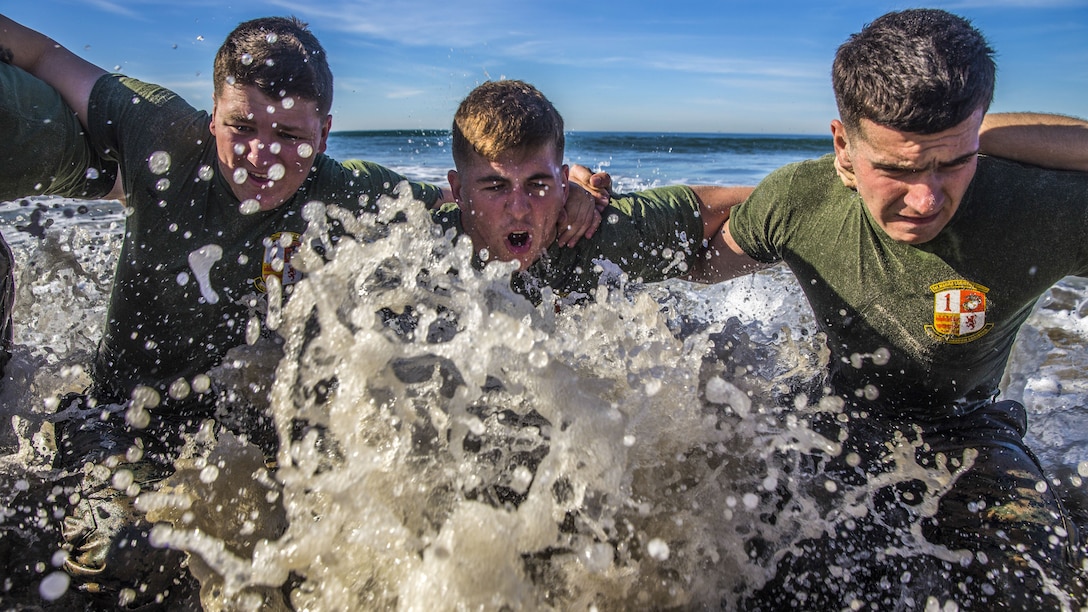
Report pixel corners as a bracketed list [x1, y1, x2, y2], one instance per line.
[323, 130, 835, 191]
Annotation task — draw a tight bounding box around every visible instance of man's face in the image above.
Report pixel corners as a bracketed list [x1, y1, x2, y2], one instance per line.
[210, 84, 331, 211]
[448, 143, 569, 271]
[832, 108, 983, 244]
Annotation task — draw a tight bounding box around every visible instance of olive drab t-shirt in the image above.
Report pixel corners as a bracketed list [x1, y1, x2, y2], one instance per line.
[432, 185, 705, 301]
[85, 75, 443, 401]
[729, 153, 1088, 418]
[0, 62, 118, 202]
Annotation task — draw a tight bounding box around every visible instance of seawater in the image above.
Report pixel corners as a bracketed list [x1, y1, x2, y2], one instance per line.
[1, 132, 1087, 609]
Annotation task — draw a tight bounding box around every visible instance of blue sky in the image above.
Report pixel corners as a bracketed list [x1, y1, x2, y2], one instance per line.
[6, 1, 1087, 134]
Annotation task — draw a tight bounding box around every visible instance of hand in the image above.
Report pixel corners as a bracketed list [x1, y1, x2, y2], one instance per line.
[834, 156, 858, 190]
[556, 183, 603, 247]
[568, 164, 612, 211]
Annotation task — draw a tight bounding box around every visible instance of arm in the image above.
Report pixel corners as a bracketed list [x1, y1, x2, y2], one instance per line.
[686, 191, 772, 284]
[979, 112, 1088, 172]
[0, 14, 105, 128]
[689, 185, 754, 242]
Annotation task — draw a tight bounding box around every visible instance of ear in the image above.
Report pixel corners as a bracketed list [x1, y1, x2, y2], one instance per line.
[317, 114, 332, 154]
[831, 119, 851, 166]
[209, 102, 219, 137]
[830, 119, 857, 189]
[561, 164, 570, 194]
[447, 169, 462, 203]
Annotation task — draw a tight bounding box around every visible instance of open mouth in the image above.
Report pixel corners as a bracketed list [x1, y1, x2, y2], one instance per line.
[507, 231, 531, 253]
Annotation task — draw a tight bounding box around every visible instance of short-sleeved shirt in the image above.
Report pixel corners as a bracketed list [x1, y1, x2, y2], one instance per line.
[85, 75, 443, 400]
[729, 154, 1088, 419]
[432, 185, 704, 301]
[0, 62, 117, 201]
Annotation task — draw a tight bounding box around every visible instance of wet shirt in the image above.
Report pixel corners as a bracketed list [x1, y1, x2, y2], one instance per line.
[0, 61, 117, 201]
[84, 75, 443, 400]
[433, 185, 704, 301]
[729, 153, 1088, 418]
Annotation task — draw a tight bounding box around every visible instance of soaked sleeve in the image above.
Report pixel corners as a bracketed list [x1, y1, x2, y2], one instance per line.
[589, 185, 704, 281]
[726, 164, 796, 265]
[337, 159, 444, 209]
[0, 62, 117, 201]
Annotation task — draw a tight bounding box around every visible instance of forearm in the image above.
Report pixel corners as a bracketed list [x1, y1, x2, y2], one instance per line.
[980, 112, 1088, 172]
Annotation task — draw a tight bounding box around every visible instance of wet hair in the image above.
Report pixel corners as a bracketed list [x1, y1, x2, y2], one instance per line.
[451, 80, 565, 166]
[213, 16, 334, 116]
[832, 9, 995, 135]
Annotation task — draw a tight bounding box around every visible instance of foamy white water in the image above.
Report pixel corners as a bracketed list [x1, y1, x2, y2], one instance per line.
[2, 190, 1087, 609]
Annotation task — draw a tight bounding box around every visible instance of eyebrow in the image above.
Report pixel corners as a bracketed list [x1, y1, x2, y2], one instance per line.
[873, 149, 979, 172]
[474, 172, 556, 184]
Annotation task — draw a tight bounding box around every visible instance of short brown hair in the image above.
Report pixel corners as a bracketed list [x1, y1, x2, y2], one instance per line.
[213, 16, 334, 116]
[832, 9, 995, 135]
[451, 80, 565, 166]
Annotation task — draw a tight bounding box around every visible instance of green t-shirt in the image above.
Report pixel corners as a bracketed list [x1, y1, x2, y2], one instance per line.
[0, 62, 117, 201]
[432, 185, 704, 301]
[85, 75, 443, 400]
[729, 153, 1088, 418]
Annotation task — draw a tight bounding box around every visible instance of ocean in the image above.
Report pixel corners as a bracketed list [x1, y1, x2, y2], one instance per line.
[2, 131, 1086, 609]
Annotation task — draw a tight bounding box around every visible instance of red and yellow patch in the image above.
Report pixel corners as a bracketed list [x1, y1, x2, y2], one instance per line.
[925, 279, 993, 344]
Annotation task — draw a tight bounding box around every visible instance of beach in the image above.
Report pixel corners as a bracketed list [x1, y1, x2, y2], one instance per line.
[2, 131, 1087, 609]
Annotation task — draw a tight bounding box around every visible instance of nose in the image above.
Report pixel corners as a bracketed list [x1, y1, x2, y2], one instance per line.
[902, 174, 943, 216]
[245, 137, 277, 168]
[506, 187, 532, 217]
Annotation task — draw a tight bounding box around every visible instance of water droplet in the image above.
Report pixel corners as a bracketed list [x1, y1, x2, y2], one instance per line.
[742, 493, 759, 509]
[239, 199, 261, 215]
[266, 33, 278, 44]
[240, 53, 253, 65]
[155, 178, 170, 192]
[297, 143, 314, 159]
[198, 165, 214, 181]
[169, 378, 192, 400]
[646, 538, 670, 561]
[233, 143, 246, 156]
[269, 142, 281, 155]
[188, 244, 224, 304]
[38, 571, 70, 601]
[191, 374, 211, 394]
[85, 167, 100, 180]
[233, 168, 249, 184]
[148, 150, 172, 174]
[268, 163, 286, 181]
[200, 465, 220, 483]
[112, 469, 134, 491]
[266, 104, 276, 115]
[281, 96, 295, 109]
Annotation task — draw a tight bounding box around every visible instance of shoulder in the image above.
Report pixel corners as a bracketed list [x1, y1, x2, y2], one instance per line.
[306, 157, 443, 209]
[743, 154, 841, 210]
[91, 74, 194, 112]
[606, 185, 700, 220]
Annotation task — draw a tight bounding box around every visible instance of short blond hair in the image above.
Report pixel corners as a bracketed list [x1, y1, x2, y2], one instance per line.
[451, 80, 564, 166]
